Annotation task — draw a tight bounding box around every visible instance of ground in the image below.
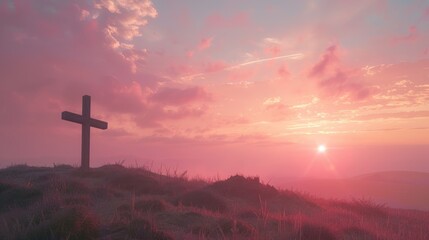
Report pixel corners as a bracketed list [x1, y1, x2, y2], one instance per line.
[0, 164, 428, 240]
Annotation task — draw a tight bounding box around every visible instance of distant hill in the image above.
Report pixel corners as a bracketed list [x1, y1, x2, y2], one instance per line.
[283, 171, 429, 211]
[0, 165, 429, 239]
[353, 171, 429, 185]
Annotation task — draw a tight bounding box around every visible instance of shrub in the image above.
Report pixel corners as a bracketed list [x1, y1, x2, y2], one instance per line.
[127, 218, 173, 240]
[0, 182, 42, 211]
[158, 211, 211, 232]
[177, 190, 228, 213]
[295, 223, 337, 240]
[135, 199, 166, 212]
[21, 206, 99, 240]
[217, 218, 255, 237]
[35, 175, 90, 196]
[53, 164, 74, 170]
[209, 175, 278, 202]
[108, 173, 165, 195]
[54, 179, 90, 195]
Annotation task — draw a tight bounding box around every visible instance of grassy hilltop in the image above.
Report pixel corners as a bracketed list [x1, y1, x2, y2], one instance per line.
[0, 164, 428, 240]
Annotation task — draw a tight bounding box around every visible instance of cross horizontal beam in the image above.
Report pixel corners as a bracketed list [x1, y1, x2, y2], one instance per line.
[62, 111, 108, 129]
[62, 111, 83, 124]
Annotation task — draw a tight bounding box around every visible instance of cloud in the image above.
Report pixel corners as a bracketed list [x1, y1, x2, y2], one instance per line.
[150, 86, 211, 105]
[309, 45, 371, 100]
[309, 45, 339, 77]
[263, 37, 282, 57]
[355, 111, 429, 121]
[277, 64, 289, 80]
[198, 37, 213, 51]
[186, 37, 214, 58]
[227, 53, 304, 70]
[0, 0, 212, 133]
[94, 0, 157, 42]
[319, 71, 371, 100]
[0, 0, 157, 77]
[392, 26, 419, 44]
[204, 60, 229, 73]
[263, 97, 290, 121]
[181, 53, 303, 81]
[138, 132, 291, 147]
[263, 97, 282, 106]
[134, 105, 208, 129]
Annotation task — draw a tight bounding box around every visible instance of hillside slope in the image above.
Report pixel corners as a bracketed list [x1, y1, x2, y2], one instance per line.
[0, 165, 428, 240]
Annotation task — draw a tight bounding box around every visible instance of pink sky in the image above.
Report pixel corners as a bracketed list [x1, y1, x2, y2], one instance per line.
[1, 0, 429, 181]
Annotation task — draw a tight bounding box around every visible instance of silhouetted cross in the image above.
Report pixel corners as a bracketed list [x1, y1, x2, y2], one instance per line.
[61, 95, 108, 169]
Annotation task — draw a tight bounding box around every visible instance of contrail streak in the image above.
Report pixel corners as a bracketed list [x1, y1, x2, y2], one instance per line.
[225, 53, 304, 70]
[181, 53, 304, 81]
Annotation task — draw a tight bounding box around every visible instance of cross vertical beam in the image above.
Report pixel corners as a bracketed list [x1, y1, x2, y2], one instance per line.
[81, 95, 91, 169]
[61, 95, 108, 169]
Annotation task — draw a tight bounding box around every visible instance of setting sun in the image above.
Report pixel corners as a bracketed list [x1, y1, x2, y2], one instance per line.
[318, 145, 327, 153]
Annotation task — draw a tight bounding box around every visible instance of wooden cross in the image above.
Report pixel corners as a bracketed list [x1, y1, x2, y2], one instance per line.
[61, 95, 108, 169]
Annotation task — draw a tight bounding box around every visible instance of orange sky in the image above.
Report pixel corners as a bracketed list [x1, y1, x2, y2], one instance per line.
[1, 0, 429, 180]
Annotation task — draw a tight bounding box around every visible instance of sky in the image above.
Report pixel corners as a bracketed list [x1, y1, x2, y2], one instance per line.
[1, 0, 429, 181]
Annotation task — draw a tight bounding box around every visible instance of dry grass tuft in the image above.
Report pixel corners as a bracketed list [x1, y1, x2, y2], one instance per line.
[107, 172, 165, 195]
[332, 198, 387, 218]
[341, 226, 375, 240]
[176, 190, 228, 213]
[295, 223, 337, 240]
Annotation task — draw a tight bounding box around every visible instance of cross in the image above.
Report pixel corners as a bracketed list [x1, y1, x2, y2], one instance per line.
[61, 95, 108, 169]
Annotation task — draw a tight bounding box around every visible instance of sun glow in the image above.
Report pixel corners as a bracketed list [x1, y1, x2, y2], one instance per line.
[317, 144, 327, 153]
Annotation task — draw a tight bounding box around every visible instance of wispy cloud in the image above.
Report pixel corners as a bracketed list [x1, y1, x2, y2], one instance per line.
[225, 53, 304, 70]
[181, 53, 304, 81]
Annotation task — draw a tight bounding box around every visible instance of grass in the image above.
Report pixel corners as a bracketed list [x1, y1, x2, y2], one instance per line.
[176, 190, 228, 213]
[0, 182, 42, 211]
[0, 165, 428, 239]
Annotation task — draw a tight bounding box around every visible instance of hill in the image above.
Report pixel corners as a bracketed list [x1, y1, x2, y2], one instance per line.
[0, 165, 428, 240]
[281, 171, 429, 211]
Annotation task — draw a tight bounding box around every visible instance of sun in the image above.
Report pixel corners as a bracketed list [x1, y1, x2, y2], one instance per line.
[317, 144, 327, 153]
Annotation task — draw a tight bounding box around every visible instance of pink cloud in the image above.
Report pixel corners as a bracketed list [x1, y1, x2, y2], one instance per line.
[265, 103, 291, 121]
[186, 37, 214, 58]
[0, 0, 212, 134]
[319, 71, 371, 100]
[277, 64, 289, 80]
[0, 0, 157, 75]
[264, 45, 281, 57]
[392, 26, 419, 44]
[263, 38, 282, 57]
[167, 63, 196, 77]
[198, 37, 213, 51]
[150, 86, 211, 105]
[309, 45, 371, 100]
[355, 111, 429, 121]
[135, 105, 208, 128]
[309, 45, 339, 78]
[186, 50, 194, 58]
[204, 60, 229, 73]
